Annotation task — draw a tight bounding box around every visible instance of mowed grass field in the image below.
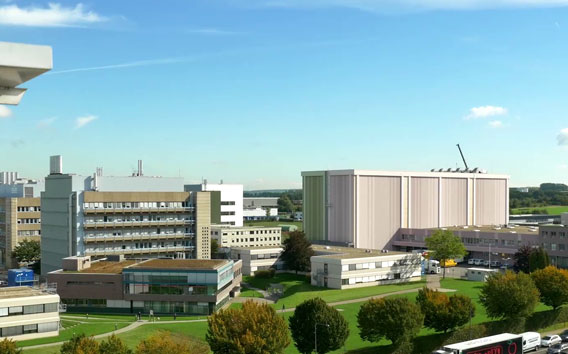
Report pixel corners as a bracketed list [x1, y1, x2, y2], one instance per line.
[21, 277, 561, 354]
[244, 220, 303, 231]
[511, 205, 568, 215]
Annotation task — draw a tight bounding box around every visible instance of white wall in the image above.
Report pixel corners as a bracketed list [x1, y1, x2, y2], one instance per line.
[202, 184, 243, 227]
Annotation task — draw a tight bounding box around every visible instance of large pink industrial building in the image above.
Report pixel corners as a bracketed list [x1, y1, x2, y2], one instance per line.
[302, 169, 510, 250]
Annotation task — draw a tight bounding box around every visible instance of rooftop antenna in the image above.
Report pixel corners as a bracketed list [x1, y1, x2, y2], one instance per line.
[456, 144, 469, 170]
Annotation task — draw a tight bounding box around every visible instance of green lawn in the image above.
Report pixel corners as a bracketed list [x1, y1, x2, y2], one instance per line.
[244, 273, 426, 309]
[240, 285, 264, 298]
[18, 322, 131, 348]
[511, 205, 568, 215]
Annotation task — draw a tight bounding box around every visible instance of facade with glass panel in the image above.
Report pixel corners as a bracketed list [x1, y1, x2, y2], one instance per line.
[0, 287, 60, 341]
[48, 257, 242, 315]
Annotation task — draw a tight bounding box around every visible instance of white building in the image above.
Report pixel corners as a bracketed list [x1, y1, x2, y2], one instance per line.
[186, 183, 243, 227]
[310, 245, 422, 289]
[243, 207, 278, 220]
[0, 41, 52, 105]
[0, 287, 60, 341]
[466, 268, 498, 282]
[230, 246, 283, 275]
[211, 225, 282, 249]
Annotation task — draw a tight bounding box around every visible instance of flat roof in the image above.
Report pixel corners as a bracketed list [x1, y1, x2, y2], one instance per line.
[0, 287, 50, 300]
[231, 246, 283, 251]
[312, 245, 410, 260]
[77, 260, 138, 274]
[302, 169, 509, 179]
[212, 225, 281, 230]
[128, 259, 228, 271]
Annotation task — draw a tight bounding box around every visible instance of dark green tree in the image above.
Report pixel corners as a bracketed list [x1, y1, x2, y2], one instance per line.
[480, 271, 540, 320]
[12, 239, 40, 264]
[289, 298, 349, 354]
[99, 334, 133, 354]
[0, 338, 22, 354]
[532, 266, 568, 310]
[211, 239, 219, 259]
[513, 245, 532, 273]
[425, 230, 467, 279]
[277, 194, 296, 213]
[357, 297, 424, 348]
[529, 247, 550, 272]
[281, 231, 314, 274]
[416, 287, 475, 333]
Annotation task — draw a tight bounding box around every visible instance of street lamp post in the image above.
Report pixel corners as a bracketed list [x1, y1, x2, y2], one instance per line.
[314, 323, 329, 354]
[488, 243, 491, 269]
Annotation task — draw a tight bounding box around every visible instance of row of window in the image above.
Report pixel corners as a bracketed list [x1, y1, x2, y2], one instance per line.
[85, 228, 193, 238]
[85, 242, 193, 253]
[0, 303, 59, 317]
[85, 215, 193, 223]
[340, 272, 410, 285]
[341, 258, 419, 272]
[17, 206, 40, 212]
[221, 211, 235, 216]
[221, 201, 236, 206]
[18, 230, 41, 237]
[226, 237, 281, 243]
[215, 229, 280, 236]
[17, 218, 40, 224]
[84, 202, 193, 209]
[542, 230, 568, 238]
[0, 321, 59, 338]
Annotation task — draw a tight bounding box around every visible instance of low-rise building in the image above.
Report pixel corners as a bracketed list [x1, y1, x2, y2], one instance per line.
[0, 287, 60, 341]
[211, 225, 282, 249]
[47, 256, 242, 315]
[230, 246, 283, 275]
[466, 268, 498, 282]
[310, 246, 422, 289]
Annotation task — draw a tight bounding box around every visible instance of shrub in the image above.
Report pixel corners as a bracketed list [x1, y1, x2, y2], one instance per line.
[254, 269, 275, 279]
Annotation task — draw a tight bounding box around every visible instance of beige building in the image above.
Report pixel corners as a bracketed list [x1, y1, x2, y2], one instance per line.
[211, 225, 282, 249]
[230, 246, 283, 275]
[302, 169, 509, 250]
[0, 287, 59, 341]
[41, 157, 220, 274]
[310, 245, 422, 289]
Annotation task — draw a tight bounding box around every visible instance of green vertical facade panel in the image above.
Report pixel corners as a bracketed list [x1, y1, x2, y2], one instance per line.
[209, 191, 221, 225]
[303, 174, 326, 241]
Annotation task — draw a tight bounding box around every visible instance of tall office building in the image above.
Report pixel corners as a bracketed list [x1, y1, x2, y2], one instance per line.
[186, 182, 243, 227]
[41, 157, 220, 274]
[302, 169, 509, 250]
[0, 178, 44, 268]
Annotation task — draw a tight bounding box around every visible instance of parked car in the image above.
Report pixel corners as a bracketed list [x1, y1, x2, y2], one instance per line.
[559, 330, 568, 342]
[468, 258, 475, 265]
[500, 264, 510, 270]
[542, 335, 562, 347]
[482, 260, 490, 267]
[547, 342, 568, 353]
[474, 259, 482, 266]
[490, 261, 501, 267]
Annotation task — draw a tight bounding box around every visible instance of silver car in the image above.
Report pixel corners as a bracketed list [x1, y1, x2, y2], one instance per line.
[548, 342, 568, 353]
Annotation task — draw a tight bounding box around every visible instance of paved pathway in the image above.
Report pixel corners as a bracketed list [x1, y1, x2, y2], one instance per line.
[22, 318, 208, 351]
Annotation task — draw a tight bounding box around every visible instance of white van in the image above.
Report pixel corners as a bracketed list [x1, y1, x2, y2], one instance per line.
[520, 331, 541, 352]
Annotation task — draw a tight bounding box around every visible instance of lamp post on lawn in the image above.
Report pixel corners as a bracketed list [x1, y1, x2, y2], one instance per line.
[314, 322, 329, 354]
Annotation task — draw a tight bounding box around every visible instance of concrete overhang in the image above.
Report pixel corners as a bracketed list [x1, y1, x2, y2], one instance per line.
[0, 41, 52, 105]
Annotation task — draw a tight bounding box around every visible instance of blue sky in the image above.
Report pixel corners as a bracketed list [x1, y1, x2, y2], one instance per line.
[1, 0, 568, 189]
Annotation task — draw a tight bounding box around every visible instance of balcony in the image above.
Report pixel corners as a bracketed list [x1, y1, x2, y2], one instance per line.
[83, 219, 194, 229]
[84, 207, 195, 215]
[83, 233, 195, 244]
[84, 245, 195, 256]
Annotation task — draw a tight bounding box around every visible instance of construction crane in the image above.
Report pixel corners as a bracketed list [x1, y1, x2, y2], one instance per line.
[456, 144, 469, 170]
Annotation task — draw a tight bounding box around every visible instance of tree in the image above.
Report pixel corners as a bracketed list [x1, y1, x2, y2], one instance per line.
[513, 245, 532, 273]
[480, 271, 540, 320]
[136, 331, 195, 354]
[425, 230, 467, 279]
[277, 194, 296, 213]
[99, 334, 132, 354]
[416, 287, 475, 333]
[357, 297, 424, 347]
[0, 338, 22, 354]
[60, 333, 99, 354]
[281, 231, 314, 274]
[289, 297, 349, 354]
[207, 300, 290, 354]
[532, 266, 568, 310]
[529, 247, 550, 273]
[12, 239, 40, 264]
[211, 239, 219, 258]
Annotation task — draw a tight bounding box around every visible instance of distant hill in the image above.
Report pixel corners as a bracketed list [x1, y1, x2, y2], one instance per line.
[510, 183, 568, 210]
[244, 189, 302, 200]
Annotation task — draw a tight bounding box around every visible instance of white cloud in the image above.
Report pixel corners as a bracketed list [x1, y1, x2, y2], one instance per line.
[488, 120, 503, 128]
[260, 0, 568, 12]
[0, 105, 11, 118]
[37, 117, 57, 128]
[558, 128, 568, 146]
[0, 3, 106, 27]
[465, 105, 508, 120]
[75, 115, 97, 129]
